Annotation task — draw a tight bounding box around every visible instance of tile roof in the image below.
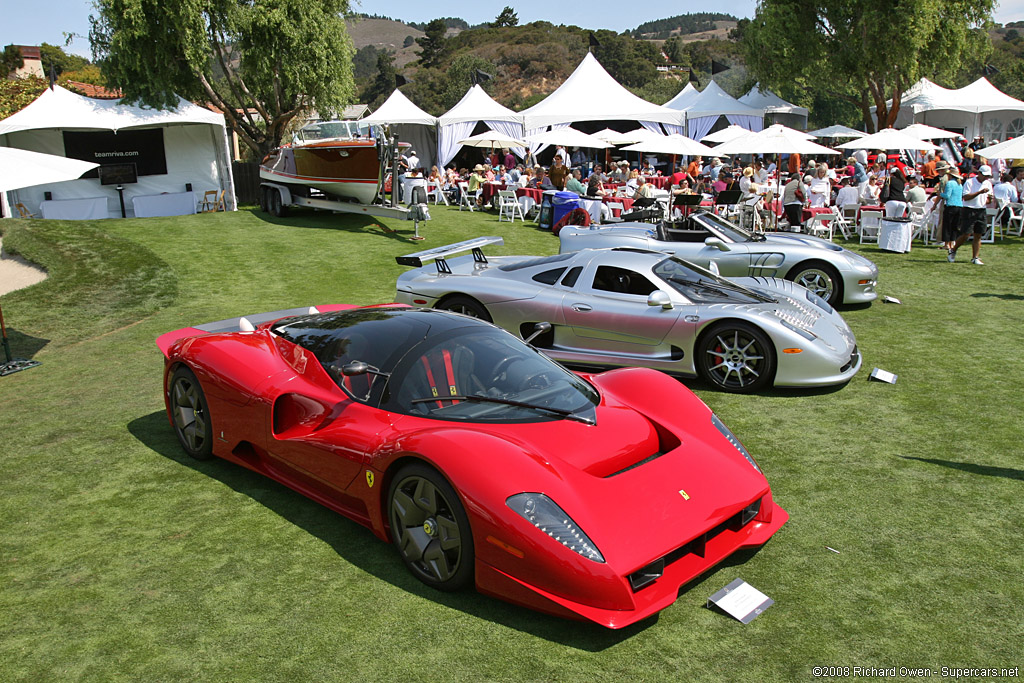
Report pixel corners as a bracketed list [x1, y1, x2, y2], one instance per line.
[63, 81, 123, 99]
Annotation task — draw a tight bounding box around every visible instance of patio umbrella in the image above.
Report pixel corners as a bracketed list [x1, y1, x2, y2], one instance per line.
[900, 123, 961, 140]
[712, 125, 837, 157]
[457, 130, 529, 149]
[622, 134, 718, 157]
[592, 128, 647, 145]
[701, 124, 755, 143]
[526, 128, 612, 149]
[974, 137, 1024, 160]
[809, 125, 867, 139]
[0, 147, 99, 193]
[837, 128, 940, 152]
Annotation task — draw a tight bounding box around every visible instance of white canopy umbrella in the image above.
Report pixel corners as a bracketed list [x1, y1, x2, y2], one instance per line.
[701, 124, 754, 143]
[0, 147, 99, 193]
[622, 134, 719, 157]
[457, 130, 528, 149]
[837, 128, 940, 151]
[526, 128, 612, 149]
[712, 125, 837, 157]
[900, 123, 962, 140]
[592, 128, 647, 145]
[974, 137, 1024, 160]
[809, 125, 867, 139]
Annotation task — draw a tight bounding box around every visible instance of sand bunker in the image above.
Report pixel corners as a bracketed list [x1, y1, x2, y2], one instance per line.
[0, 237, 48, 296]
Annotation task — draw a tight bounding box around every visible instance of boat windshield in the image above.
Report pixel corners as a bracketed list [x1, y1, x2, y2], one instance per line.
[296, 120, 371, 142]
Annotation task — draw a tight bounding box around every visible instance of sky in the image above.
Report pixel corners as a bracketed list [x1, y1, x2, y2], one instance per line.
[5, 0, 1024, 60]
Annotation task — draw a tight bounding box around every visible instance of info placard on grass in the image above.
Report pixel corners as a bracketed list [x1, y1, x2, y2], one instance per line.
[707, 578, 773, 624]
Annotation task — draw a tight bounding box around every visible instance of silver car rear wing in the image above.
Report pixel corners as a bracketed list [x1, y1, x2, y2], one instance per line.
[396, 236, 504, 273]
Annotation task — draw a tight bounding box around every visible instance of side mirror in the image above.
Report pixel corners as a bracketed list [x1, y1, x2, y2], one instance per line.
[647, 290, 673, 310]
[705, 237, 731, 251]
[342, 361, 369, 376]
[524, 322, 552, 345]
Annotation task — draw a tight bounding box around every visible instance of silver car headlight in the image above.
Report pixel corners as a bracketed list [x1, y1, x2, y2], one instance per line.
[711, 413, 760, 472]
[507, 493, 605, 563]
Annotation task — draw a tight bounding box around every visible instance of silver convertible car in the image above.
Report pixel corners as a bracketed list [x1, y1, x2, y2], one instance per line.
[558, 212, 879, 306]
[394, 237, 861, 393]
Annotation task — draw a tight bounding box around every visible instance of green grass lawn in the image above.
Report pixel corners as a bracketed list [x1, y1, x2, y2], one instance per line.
[1, 205, 1022, 681]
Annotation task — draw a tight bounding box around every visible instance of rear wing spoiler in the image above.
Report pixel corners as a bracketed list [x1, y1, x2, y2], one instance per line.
[396, 236, 503, 274]
[155, 303, 375, 358]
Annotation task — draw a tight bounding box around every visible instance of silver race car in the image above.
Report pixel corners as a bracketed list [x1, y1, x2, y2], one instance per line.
[394, 237, 861, 393]
[558, 211, 879, 306]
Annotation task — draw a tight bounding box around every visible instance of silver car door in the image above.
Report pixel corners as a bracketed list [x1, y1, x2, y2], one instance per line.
[561, 262, 681, 357]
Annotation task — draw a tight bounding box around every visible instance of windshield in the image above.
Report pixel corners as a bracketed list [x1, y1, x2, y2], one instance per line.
[695, 212, 760, 243]
[386, 327, 599, 424]
[296, 120, 371, 142]
[654, 257, 775, 304]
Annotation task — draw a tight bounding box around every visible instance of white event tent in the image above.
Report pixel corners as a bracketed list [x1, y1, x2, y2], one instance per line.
[664, 83, 701, 112]
[739, 85, 808, 130]
[883, 77, 1024, 142]
[437, 85, 525, 168]
[361, 89, 439, 170]
[518, 53, 684, 152]
[668, 80, 764, 143]
[0, 85, 235, 218]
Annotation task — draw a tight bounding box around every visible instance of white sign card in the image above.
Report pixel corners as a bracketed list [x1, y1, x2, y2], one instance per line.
[870, 368, 898, 384]
[707, 578, 773, 624]
[883, 296, 902, 304]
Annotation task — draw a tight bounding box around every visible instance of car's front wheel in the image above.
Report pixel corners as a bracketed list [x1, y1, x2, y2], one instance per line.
[169, 366, 213, 460]
[789, 262, 842, 305]
[388, 463, 474, 591]
[696, 321, 776, 393]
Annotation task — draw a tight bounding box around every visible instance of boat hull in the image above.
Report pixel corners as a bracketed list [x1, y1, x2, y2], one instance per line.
[260, 140, 383, 204]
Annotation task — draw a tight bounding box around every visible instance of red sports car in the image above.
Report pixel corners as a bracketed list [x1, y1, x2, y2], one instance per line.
[157, 304, 788, 628]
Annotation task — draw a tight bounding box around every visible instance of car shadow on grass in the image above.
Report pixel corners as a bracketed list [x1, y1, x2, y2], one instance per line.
[970, 292, 1024, 301]
[899, 456, 1024, 481]
[127, 409, 660, 648]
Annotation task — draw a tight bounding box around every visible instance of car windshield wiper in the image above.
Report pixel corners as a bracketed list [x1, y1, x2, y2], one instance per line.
[410, 394, 595, 425]
[668, 276, 775, 303]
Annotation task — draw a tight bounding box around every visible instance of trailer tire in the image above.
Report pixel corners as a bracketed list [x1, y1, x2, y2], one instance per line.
[269, 188, 287, 218]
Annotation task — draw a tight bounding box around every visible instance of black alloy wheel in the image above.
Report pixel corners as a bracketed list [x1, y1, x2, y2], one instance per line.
[170, 366, 214, 460]
[387, 463, 474, 591]
[436, 296, 492, 322]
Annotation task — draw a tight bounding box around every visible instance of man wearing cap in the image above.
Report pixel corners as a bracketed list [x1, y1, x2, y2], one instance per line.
[950, 164, 993, 264]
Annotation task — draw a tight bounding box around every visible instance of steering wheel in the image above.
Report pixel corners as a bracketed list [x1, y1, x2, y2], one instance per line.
[490, 355, 519, 383]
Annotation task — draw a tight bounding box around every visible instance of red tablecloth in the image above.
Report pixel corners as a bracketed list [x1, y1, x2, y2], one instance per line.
[803, 207, 834, 223]
[643, 176, 670, 189]
[515, 187, 544, 203]
[480, 182, 506, 205]
[601, 196, 635, 217]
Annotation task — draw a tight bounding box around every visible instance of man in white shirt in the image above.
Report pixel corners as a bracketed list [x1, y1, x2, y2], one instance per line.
[991, 171, 1018, 228]
[835, 178, 860, 208]
[853, 148, 868, 167]
[950, 164, 993, 264]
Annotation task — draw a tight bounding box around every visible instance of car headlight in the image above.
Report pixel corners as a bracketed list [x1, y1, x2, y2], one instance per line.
[507, 493, 605, 563]
[804, 289, 834, 313]
[711, 413, 760, 472]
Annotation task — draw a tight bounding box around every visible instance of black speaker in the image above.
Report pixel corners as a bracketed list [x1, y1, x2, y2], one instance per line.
[44, 192, 52, 201]
[185, 183, 193, 192]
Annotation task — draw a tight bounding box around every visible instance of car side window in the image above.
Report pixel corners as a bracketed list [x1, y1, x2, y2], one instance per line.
[560, 266, 583, 288]
[532, 267, 566, 285]
[591, 266, 659, 296]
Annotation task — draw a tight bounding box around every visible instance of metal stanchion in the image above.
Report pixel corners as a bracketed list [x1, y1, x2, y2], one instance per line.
[0, 304, 41, 376]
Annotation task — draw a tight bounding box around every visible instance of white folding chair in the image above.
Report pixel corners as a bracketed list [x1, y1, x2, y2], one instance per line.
[1006, 202, 1024, 237]
[497, 190, 525, 222]
[860, 210, 883, 243]
[603, 202, 624, 223]
[908, 204, 930, 244]
[806, 212, 837, 241]
[457, 182, 475, 212]
[833, 204, 858, 239]
[428, 182, 449, 206]
[982, 206, 1000, 243]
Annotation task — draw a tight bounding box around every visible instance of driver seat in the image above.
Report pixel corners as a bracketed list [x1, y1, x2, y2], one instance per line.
[413, 345, 484, 408]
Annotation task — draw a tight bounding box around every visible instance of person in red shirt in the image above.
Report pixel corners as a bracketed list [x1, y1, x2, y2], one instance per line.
[788, 152, 801, 176]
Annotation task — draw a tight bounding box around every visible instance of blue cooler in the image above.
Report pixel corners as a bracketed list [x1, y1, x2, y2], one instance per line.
[551, 191, 579, 227]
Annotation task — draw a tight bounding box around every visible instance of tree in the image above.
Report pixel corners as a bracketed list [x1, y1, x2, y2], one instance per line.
[89, 0, 355, 158]
[493, 7, 519, 28]
[592, 31, 659, 88]
[360, 50, 397, 108]
[2, 45, 25, 76]
[416, 19, 448, 68]
[743, 0, 994, 132]
[38, 43, 90, 77]
[0, 75, 47, 119]
[403, 35, 415, 48]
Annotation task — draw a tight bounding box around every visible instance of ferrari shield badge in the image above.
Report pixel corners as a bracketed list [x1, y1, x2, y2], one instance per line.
[366, 470, 375, 488]
[679, 489, 690, 500]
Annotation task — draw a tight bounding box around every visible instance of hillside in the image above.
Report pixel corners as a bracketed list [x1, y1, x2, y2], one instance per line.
[345, 17, 425, 69]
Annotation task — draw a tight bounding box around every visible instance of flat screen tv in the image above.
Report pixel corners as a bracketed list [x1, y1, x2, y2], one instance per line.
[97, 163, 139, 186]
